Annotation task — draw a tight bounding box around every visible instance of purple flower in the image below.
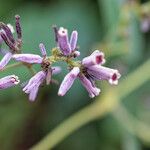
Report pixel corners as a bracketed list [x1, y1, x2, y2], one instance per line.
[12, 54, 43, 64]
[0, 24, 14, 45]
[0, 75, 20, 89]
[0, 15, 22, 51]
[23, 66, 61, 101]
[87, 65, 121, 85]
[53, 26, 78, 56]
[39, 43, 47, 57]
[77, 50, 121, 97]
[70, 30, 78, 51]
[15, 43, 61, 101]
[0, 52, 12, 70]
[12, 43, 47, 64]
[23, 71, 46, 101]
[82, 50, 105, 67]
[0, 15, 22, 70]
[79, 74, 100, 98]
[58, 67, 80, 96]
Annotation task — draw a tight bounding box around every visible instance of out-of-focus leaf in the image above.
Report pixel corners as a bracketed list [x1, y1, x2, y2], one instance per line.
[97, 0, 120, 38]
[122, 132, 141, 150]
[128, 12, 144, 65]
[0, 0, 23, 18]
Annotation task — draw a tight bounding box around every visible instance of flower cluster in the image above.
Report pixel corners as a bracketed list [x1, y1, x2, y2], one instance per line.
[0, 15, 121, 101]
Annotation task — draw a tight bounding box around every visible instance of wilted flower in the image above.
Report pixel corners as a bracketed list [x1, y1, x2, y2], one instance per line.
[0, 75, 20, 89]
[0, 15, 22, 70]
[0, 24, 14, 45]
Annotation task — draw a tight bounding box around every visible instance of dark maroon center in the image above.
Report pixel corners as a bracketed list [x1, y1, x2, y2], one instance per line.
[96, 55, 102, 64]
[112, 73, 117, 81]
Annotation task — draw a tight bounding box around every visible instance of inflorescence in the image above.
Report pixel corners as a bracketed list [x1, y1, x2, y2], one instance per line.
[0, 15, 121, 101]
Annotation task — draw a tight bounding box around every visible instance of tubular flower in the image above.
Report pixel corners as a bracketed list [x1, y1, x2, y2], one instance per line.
[13, 54, 43, 64]
[23, 66, 61, 101]
[82, 50, 105, 67]
[87, 65, 121, 85]
[14, 43, 61, 101]
[53, 26, 79, 56]
[58, 67, 80, 96]
[0, 14, 121, 101]
[0, 24, 14, 45]
[23, 71, 46, 101]
[0, 75, 20, 89]
[0, 15, 22, 70]
[77, 50, 121, 97]
[79, 74, 100, 98]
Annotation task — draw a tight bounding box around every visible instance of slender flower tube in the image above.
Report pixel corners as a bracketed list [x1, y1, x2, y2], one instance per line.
[57, 27, 71, 55]
[23, 71, 46, 101]
[12, 54, 43, 64]
[87, 65, 121, 85]
[39, 43, 47, 57]
[15, 15, 22, 40]
[54, 26, 78, 56]
[0, 23, 14, 45]
[70, 30, 78, 51]
[79, 74, 100, 98]
[17, 43, 62, 101]
[0, 31, 16, 50]
[58, 67, 80, 96]
[0, 52, 12, 70]
[23, 66, 61, 101]
[29, 86, 40, 101]
[0, 16, 22, 70]
[82, 50, 105, 67]
[0, 75, 20, 89]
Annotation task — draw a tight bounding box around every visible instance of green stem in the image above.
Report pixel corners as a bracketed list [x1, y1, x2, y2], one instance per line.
[31, 59, 150, 150]
[30, 90, 117, 150]
[117, 59, 150, 99]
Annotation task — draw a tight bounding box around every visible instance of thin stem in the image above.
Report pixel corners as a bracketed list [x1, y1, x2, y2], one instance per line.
[117, 59, 150, 99]
[31, 59, 150, 150]
[30, 90, 118, 150]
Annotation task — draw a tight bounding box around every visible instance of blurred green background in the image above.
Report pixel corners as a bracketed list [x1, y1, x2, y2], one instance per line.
[0, 0, 150, 150]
